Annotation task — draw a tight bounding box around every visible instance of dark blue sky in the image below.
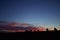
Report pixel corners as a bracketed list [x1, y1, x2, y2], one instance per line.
[0, 0, 60, 27]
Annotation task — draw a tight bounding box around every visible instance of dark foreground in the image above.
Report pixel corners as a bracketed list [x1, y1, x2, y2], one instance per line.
[0, 31, 60, 40]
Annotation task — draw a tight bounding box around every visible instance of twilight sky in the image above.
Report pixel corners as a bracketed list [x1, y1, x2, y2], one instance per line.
[0, 0, 60, 27]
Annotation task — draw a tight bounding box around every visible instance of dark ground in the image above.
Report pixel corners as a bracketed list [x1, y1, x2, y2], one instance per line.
[0, 31, 60, 40]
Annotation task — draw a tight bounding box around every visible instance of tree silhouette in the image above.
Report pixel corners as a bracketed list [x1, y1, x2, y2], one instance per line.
[30, 30, 32, 32]
[25, 30, 28, 32]
[46, 28, 49, 31]
[37, 30, 40, 32]
[33, 30, 36, 32]
[54, 28, 57, 31]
